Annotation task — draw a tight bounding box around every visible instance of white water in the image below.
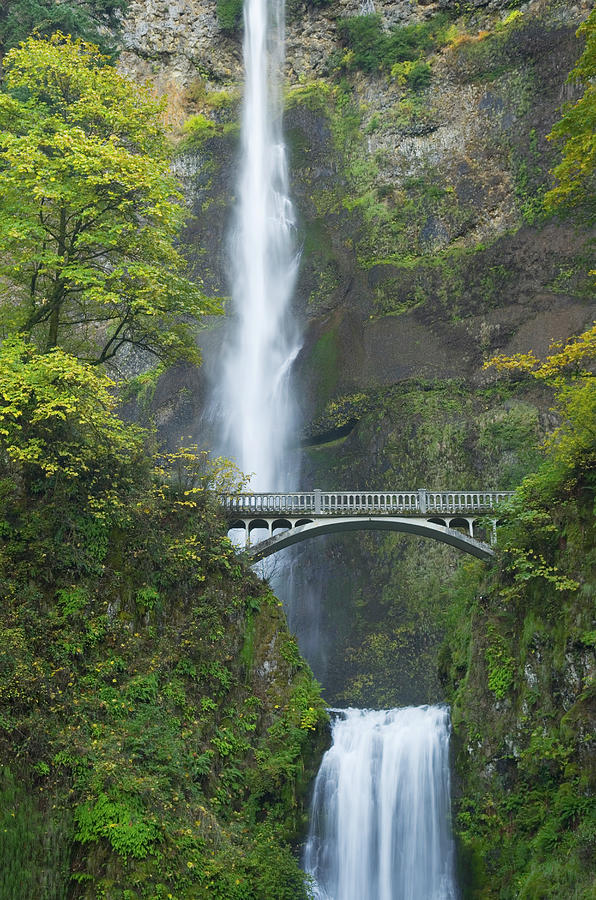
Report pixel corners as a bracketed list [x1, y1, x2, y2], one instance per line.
[215, 4, 458, 897]
[304, 706, 458, 900]
[218, 0, 300, 491]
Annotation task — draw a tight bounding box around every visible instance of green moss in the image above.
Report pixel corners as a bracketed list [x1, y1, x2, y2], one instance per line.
[285, 80, 333, 113]
[511, 127, 550, 225]
[216, 0, 243, 34]
[309, 328, 340, 411]
[0, 767, 70, 900]
[448, 9, 528, 83]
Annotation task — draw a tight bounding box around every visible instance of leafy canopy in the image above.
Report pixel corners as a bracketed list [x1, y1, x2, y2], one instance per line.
[0, 0, 127, 54]
[544, 8, 596, 225]
[0, 34, 220, 366]
[486, 11, 596, 481]
[0, 335, 145, 505]
[486, 332, 596, 482]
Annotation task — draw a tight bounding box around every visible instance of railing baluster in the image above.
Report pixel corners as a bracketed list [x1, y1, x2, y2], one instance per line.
[220, 489, 515, 522]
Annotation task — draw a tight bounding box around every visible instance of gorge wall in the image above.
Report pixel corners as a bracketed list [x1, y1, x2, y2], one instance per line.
[118, 2, 595, 895]
[0, 2, 593, 897]
[121, 0, 592, 701]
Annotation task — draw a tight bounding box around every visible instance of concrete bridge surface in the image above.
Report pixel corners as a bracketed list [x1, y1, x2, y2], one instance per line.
[219, 489, 514, 562]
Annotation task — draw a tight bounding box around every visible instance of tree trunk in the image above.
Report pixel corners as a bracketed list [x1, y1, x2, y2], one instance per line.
[46, 207, 68, 350]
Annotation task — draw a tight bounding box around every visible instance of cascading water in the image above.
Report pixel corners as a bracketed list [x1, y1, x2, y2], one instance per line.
[218, 0, 300, 490]
[215, 0, 458, 895]
[304, 706, 458, 900]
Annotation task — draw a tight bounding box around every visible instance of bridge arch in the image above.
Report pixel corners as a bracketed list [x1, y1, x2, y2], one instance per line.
[248, 518, 270, 536]
[221, 489, 513, 563]
[271, 518, 293, 533]
[448, 516, 474, 536]
[236, 516, 495, 562]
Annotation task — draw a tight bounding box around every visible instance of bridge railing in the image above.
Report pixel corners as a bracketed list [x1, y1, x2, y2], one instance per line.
[219, 490, 515, 517]
[425, 491, 514, 513]
[221, 492, 316, 514]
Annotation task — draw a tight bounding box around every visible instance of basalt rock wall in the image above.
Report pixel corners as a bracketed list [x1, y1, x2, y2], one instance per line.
[120, 0, 592, 707]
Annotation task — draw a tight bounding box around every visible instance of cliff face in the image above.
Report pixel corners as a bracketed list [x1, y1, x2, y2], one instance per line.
[118, 2, 595, 896]
[120, 0, 592, 408]
[121, 0, 592, 698]
[0, 424, 328, 899]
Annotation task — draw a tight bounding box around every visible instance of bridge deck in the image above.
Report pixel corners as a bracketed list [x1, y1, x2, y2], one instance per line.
[220, 489, 514, 518]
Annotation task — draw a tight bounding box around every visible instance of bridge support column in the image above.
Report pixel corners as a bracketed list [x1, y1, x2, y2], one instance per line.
[418, 488, 427, 514]
[490, 519, 497, 546]
[314, 489, 322, 514]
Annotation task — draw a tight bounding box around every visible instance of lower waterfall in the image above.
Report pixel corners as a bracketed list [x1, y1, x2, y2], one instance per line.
[304, 705, 457, 900]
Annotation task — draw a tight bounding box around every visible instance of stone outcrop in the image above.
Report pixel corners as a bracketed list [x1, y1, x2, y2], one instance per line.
[121, 0, 593, 709]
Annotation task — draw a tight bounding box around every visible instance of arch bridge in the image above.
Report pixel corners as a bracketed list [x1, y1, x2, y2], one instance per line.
[220, 489, 514, 562]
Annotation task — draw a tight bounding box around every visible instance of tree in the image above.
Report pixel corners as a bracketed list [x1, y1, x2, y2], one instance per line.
[0, 34, 220, 366]
[0, 334, 146, 545]
[486, 9, 596, 480]
[544, 8, 596, 225]
[486, 332, 596, 478]
[0, 0, 127, 55]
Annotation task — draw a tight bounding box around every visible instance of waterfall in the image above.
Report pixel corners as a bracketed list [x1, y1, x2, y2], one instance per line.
[213, 3, 458, 896]
[304, 706, 458, 900]
[218, 0, 301, 491]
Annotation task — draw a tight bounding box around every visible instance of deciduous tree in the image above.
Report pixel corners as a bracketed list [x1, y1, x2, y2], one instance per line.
[0, 34, 219, 366]
[0, 0, 126, 54]
[544, 8, 596, 226]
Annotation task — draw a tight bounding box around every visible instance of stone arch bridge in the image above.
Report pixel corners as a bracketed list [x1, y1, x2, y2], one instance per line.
[220, 489, 514, 562]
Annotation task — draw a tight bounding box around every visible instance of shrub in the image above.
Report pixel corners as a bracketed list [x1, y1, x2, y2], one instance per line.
[337, 11, 450, 76]
[217, 0, 243, 34]
[337, 14, 385, 73]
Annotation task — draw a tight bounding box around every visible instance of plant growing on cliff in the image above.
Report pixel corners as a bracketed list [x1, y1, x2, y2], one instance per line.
[487, 326, 596, 483]
[0, 34, 219, 366]
[217, 0, 243, 34]
[544, 8, 596, 226]
[336, 12, 450, 77]
[0, 0, 128, 54]
[0, 333, 327, 897]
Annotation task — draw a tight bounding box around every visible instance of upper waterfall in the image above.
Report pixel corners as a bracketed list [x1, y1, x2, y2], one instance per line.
[218, 0, 301, 491]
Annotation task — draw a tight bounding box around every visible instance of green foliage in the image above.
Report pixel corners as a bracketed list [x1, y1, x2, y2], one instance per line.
[446, 9, 527, 83]
[545, 9, 596, 225]
[439, 362, 596, 897]
[484, 625, 515, 699]
[286, 80, 333, 113]
[0, 766, 70, 900]
[336, 12, 450, 76]
[512, 128, 548, 225]
[405, 60, 431, 91]
[0, 336, 144, 488]
[0, 346, 327, 896]
[75, 793, 160, 860]
[217, 0, 243, 34]
[337, 14, 385, 74]
[0, 34, 219, 365]
[180, 112, 217, 149]
[0, 0, 127, 55]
